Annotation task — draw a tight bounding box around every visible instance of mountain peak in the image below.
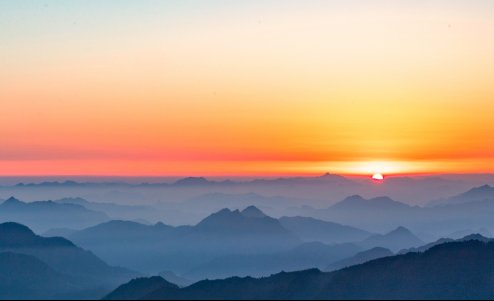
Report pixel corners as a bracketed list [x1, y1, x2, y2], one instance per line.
[241, 206, 266, 218]
[464, 184, 494, 196]
[429, 184, 494, 207]
[460, 233, 491, 243]
[3, 196, 23, 205]
[342, 195, 366, 203]
[0, 222, 37, 247]
[477, 184, 492, 190]
[196, 208, 240, 228]
[389, 226, 413, 235]
[174, 177, 211, 186]
[0, 222, 74, 248]
[0, 222, 35, 236]
[320, 172, 337, 178]
[103, 276, 180, 300]
[369, 196, 396, 203]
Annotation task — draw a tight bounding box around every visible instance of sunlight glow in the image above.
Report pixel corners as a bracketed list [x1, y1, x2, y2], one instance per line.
[372, 173, 384, 181]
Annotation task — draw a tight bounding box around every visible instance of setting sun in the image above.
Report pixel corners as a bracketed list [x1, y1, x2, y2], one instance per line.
[372, 173, 384, 181]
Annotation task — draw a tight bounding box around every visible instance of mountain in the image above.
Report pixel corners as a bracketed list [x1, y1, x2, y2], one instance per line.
[359, 226, 424, 252]
[399, 234, 492, 254]
[278, 216, 371, 244]
[326, 247, 393, 271]
[106, 239, 494, 300]
[249, 172, 357, 186]
[448, 228, 493, 239]
[303, 191, 494, 235]
[184, 241, 362, 280]
[428, 184, 494, 206]
[193, 207, 298, 245]
[0, 252, 77, 299]
[103, 277, 179, 300]
[65, 220, 188, 272]
[0, 222, 136, 298]
[158, 271, 194, 287]
[69, 219, 175, 242]
[399, 237, 454, 254]
[0, 196, 108, 232]
[331, 195, 412, 211]
[0, 222, 75, 248]
[66, 207, 299, 274]
[239, 205, 267, 218]
[174, 177, 214, 186]
[55, 197, 158, 221]
[310, 195, 419, 232]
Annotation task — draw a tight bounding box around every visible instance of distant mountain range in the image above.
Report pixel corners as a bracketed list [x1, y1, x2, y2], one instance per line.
[428, 184, 494, 206]
[278, 216, 371, 244]
[399, 233, 491, 254]
[300, 185, 494, 235]
[0, 222, 137, 299]
[103, 276, 180, 300]
[54, 197, 157, 221]
[62, 206, 301, 274]
[5, 173, 490, 205]
[5, 173, 356, 188]
[105, 237, 494, 300]
[184, 241, 362, 280]
[325, 247, 393, 271]
[307, 195, 420, 232]
[56, 206, 378, 277]
[331, 195, 412, 211]
[58, 204, 427, 280]
[359, 226, 424, 252]
[0, 251, 76, 299]
[0, 197, 108, 232]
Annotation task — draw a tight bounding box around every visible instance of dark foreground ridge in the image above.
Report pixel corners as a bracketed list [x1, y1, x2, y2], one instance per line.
[105, 239, 494, 300]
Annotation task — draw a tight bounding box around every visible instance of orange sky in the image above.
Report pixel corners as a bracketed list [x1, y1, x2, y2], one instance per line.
[1, 1, 494, 176]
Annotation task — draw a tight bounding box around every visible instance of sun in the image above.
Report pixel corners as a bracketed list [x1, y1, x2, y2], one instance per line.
[372, 173, 384, 181]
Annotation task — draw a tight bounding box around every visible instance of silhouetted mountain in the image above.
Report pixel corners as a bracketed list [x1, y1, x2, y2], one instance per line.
[55, 197, 157, 221]
[308, 195, 419, 232]
[106, 239, 494, 300]
[429, 184, 494, 206]
[70, 220, 175, 242]
[0, 251, 77, 299]
[67, 207, 299, 274]
[194, 207, 297, 243]
[399, 234, 491, 254]
[14, 180, 82, 187]
[447, 228, 493, 239]
[279, 216, 371, 244]
[174, 177, 213, 186]
[359, 226, 423, 251]
[249, 172, 357, 186]
[326, 247, 393, 271]
[0, 222, 136, 298]
[331, 195, 412, 211]
[0, 196, 108, 232]
[184, 241, 362, 280]
[103, 276, 179, 300]
[158, 271, 194, 287]
[0, 222, 74, 248]
[399, 238, 454, 254]
[241, 205, 267, 218]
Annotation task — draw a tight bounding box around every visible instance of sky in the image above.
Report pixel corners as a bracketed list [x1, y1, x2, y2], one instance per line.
[1, 0, 494, 176]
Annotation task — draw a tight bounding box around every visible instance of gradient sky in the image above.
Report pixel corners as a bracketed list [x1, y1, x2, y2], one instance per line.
[1, 0, 494, 176]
